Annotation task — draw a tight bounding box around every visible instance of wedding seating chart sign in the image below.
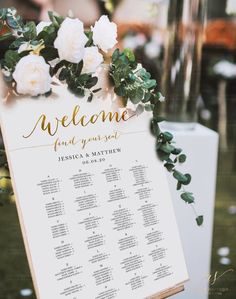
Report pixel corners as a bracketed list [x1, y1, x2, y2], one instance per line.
[0, 87, 188, 299]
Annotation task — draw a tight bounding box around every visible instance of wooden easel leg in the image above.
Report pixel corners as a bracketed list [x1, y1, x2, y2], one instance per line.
[146, 285, 185, 299]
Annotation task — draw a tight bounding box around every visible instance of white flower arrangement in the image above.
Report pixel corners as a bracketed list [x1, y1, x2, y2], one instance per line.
[0, 9, 117, 97]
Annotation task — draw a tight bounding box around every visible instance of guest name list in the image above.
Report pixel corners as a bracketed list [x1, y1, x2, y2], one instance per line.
[0, 93, 188, 299]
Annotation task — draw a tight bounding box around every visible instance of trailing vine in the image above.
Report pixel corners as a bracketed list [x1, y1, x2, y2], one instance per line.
[0, 8, 203, 225]
[110, 49, 203, 226]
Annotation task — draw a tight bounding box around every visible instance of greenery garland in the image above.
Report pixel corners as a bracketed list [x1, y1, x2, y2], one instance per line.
[0, 8, 203, 226]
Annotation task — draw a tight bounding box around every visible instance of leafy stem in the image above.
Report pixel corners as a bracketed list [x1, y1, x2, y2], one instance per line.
[110, 48, 203, 226]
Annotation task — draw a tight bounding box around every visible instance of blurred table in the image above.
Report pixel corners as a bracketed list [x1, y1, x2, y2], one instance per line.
[161, 123, 219, 299]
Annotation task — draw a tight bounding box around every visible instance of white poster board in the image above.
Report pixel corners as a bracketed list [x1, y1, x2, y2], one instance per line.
[0, 86, 188, 299]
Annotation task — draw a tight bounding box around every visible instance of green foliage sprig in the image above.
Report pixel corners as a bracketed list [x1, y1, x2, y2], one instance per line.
[110, 49, 203, 226]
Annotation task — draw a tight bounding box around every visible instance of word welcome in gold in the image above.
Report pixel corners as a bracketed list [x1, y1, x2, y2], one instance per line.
[23, 105, 133, 138]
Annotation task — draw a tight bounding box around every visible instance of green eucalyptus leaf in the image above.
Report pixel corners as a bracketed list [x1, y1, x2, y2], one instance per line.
[85, 76, 98, 89]
[177, 181, 182, 190]
[172, 148, 182, 155]
[157, 149, 170, 162]
[9, 37, 25, 49]
[23, 21, 37, 40]
[162, 131, 173, 142]
[48, 11, 60, 28]
[143, 92, 151, 103]
[52, 60, 68, 75]
[85, 31, 93, 47]
[114, 85, 126, 97]
[136, 104, 144, 115]
[77, 74, 91, 85]
[112, 48, 120, 62]
[151, 120, 161, 136]
[181, 192, 195, 204]
[40, 47, 58, 61]
[54, 15, 64, 26]
[182, 173, 192, 185]
[164, 162, 174, 172]
[173, 170, 189, 183]
[59, 68, 68, 81]
[144, 104, 154, 111]
[6, 16, 19, 29]
[72, 86, 85, 97]
[159, 143, 175, 154]
[130, 88, 144, 104]
[142, 79, 156, 89]
[92, 88, 102, 93]
[38, 24, 57, 45]
[75, 61, 83, 76]
[179, 154, 187, 163]
[137, 68, 151, 80]
[87, 93, 93, 102]
[124, 48, 135, 62]
[4, 49, 20, 69]
[78, 73, 90, 83]
[45, 89, 52, 97]
[196, 215, 204, 226]
[153, 115, 165, 123]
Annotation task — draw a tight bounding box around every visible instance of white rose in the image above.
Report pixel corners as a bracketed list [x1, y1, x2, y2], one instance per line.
[13, 54, 52, 96]
[82, 46, 103, 74]
[36, 21, 52, 35]
[92, 15, 117, 52]
[54, 17, 88, 63]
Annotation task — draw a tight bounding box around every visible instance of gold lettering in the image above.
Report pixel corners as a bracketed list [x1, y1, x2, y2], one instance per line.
[58, 115, 71, 127]
[23, 104, 134, 139]
[54, 136, 78, 152]
[23, 114, 59, 138]
[72, 105, 80, 125]
[99, 110, 134, 122]
[90, 114, 99, 124]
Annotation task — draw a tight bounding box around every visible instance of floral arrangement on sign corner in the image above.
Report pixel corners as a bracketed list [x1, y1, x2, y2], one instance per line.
[0, 7, 203, 226]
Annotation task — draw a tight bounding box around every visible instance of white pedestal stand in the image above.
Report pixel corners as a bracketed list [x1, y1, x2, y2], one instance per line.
[161, 124, 219, 299]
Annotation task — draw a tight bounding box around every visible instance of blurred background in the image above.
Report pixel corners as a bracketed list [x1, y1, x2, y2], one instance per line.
[0, 0, 236, 298]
